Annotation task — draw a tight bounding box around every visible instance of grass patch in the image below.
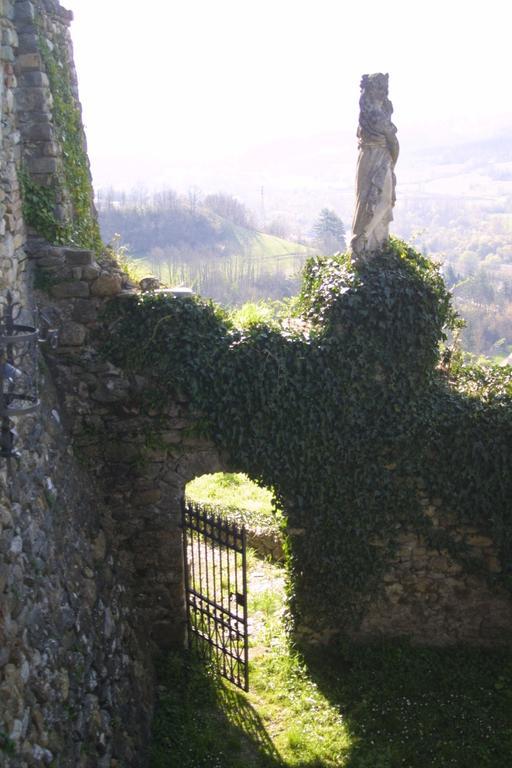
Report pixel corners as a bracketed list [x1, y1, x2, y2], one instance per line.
[152, 553, 512, 767]
[186, 473, 281, 534]
[151, 653, 278, 768]
[306, 641, 512, 768]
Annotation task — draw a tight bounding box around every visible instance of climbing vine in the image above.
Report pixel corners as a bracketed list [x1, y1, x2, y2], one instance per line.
[27, 21, 102, 252]
[103, 239, 512, 631]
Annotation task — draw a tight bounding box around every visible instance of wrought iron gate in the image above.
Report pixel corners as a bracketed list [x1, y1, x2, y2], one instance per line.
[182, 500, 249, 691]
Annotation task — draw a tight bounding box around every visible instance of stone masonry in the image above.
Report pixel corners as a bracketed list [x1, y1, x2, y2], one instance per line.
[0, 1, 168, 765]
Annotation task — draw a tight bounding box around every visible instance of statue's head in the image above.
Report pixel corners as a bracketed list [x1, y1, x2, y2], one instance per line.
[361, 73, 389, 98]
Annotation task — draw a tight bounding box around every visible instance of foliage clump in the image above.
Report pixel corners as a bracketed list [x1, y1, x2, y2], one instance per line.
[104, 239, 512, 632]
[19, 169, 68, 244]
[20, 18, 102, 252]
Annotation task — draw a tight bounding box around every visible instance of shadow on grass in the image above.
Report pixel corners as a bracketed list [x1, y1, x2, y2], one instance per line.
[151, 643, 512, 767]
[151, 651, 284, 768]
[302, 641, 512, 768]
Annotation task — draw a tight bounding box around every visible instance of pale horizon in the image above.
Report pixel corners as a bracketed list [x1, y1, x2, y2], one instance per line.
[64, 0, 511, 197]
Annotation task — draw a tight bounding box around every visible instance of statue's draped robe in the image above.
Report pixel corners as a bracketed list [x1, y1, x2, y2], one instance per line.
[351, 106, 398, 255]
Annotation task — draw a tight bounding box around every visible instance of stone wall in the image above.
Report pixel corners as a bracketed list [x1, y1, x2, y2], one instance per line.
[296, 484, 512, 647]
[15, 0, 95, 229]
[33, 238, 512, 655]
[29, 239, 227, 655]
[354, 492, 512, 646]
[0, 2, 163, 765]
[0, 0, 27, 306]
[0, 362, 154, 766]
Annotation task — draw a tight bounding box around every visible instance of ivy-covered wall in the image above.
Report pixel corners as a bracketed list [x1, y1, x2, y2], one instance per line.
[106, 239, 512, 647]
[15, 0, 101, 250]
[2, 0, 511, 764]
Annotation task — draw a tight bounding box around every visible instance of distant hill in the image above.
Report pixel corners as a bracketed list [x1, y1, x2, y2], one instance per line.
[98, 203, 314, 305]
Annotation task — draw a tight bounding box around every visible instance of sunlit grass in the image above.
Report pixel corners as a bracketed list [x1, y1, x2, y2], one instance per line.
[186, 472, 281, 533]
[151, 555, 351, 768]
[153, 489, 512, 768]
[247, 561, 349, 767]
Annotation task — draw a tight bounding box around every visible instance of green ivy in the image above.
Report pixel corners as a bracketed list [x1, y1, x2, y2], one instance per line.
[103, 239, 512, 633]
[19, 169, 69, 244]
[33, 26, 102, 252]
[0, 730, 16, 756]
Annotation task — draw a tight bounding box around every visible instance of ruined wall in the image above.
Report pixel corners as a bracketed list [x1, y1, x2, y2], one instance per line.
[297, 488, 512, 647]
[357, 510, 511, 646]
[30, 242, 226, 655]
[0, 2, 160, 766]
[2, 0, 512, 765]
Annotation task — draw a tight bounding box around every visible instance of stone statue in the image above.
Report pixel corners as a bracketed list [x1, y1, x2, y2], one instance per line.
[350, 73, 399, 258]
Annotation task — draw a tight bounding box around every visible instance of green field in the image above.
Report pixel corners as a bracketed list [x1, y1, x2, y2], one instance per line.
[126, 222, 314, 305]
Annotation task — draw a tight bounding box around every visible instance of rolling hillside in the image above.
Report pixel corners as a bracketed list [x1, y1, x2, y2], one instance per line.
[99, 204, 315, 304]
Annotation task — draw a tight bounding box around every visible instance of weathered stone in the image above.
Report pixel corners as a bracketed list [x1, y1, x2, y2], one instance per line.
[64, 248, 94, 267]
[133, 489, 162, 506]
[487, 556, 502, 573]
[58, 321, 87, 347]
[91, 378, 131, 404]
[350, 73, 399, 258]
[24, 121, 53, 141]
[71, 299, 98, 324]
[93, 531, 107, 562]
[0, 44, 14, 62]
[50, 281, 90, 299]
[37, 254, 64, 269]
[27, 156, 58, 175]
[14, 1, 36, 22]
[91, 274, 123, 298]
[17, 35, 41, 56]
[17, 86, 50, 112]
[139, 276, 161, 292]
[82, 264, 101, 282]
[467, 534, 494, 548]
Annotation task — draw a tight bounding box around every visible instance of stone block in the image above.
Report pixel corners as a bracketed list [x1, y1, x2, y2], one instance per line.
[27, 157, 58, 175]
[2, 27, 18, 47]
[93, 532, 107, 562]
[17, 87, 51, 112]
[64, 248, 93, 267]
[24, 122, 53, 142]
[159, 431, 182, 445]
[486, 556, 502, 573]
[139, 276, 160, 292]
[82, 264, 101, 282]
[37, 252, 65, 268]
[14, 0, 35, 22]
[17, 33, 39, 55]
[133, 489, 162, 506]
[58, 322, 87, 347]
[91, 274, 123, 298]
[39, 141, 59, 158]
[71, 299, 98, 324]
[50, 281, 90, 299]
[16, 53, 43, 72]
[0, 45, 14, 62]
[91, 379, 131, 404]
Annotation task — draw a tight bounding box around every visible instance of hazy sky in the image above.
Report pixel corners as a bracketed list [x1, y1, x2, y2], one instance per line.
[63, 0, 511, 192]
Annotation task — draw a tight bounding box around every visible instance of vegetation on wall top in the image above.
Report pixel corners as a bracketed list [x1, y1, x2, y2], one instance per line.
[103, 238, 512, 631]
[20, 16, 102, 252]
